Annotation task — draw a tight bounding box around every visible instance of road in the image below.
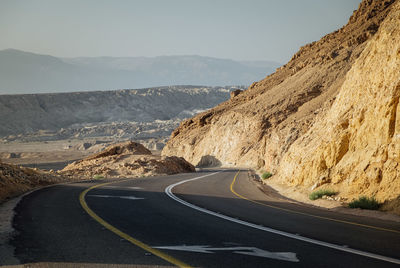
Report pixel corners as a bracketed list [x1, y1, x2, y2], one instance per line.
[9, 169, 400, 267]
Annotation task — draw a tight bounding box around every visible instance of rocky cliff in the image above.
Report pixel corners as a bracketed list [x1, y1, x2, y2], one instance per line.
[162, 0, 399, 209]
[278, 0, 400, 212]
[163, 0, 395, 166]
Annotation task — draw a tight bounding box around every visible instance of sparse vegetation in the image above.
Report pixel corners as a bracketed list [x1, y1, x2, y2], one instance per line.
[309, 189, 337, 200]
[348, 196, 380, 210]
[261, 172, 273, 180]
[93, 174, 104, 180]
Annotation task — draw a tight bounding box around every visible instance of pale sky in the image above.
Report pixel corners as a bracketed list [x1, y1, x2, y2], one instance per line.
[0, 0, 361, 63]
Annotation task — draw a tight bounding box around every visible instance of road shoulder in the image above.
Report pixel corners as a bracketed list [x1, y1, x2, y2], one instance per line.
[0, 195, 23, 265]
[250, 170, 400, 223]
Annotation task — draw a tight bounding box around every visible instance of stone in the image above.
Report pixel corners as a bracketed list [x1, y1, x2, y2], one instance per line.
[161, 0, 400, 214]
[278, 0, 400, 207]
[230, 89, 243, 98]
[60, 141, 195, 178]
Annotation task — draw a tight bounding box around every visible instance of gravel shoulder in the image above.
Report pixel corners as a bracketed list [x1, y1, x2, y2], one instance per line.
[260, 174, 400, 223]
[0, 195, 26, 265]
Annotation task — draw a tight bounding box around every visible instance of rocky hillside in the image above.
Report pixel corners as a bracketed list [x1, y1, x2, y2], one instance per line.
[0, 162, 68, 203]
[163, 0, 399, 209]
[0, 141, 195, 203]
[61, 141, 195, 179]
[0, 86, 237, 138]
[278, 0, 400, 212]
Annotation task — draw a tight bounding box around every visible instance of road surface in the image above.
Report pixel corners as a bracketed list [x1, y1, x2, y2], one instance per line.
[8, 169, 400, 267]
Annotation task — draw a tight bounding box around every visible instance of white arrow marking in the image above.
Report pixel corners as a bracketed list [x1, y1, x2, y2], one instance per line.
[154, 245, 214, 253]
[101, 186, 143, 190]
[234, 248, 299, 262]
[165, 172, 400, 265]
[87, 194, 144, 200]
[153, 245, 299, 262]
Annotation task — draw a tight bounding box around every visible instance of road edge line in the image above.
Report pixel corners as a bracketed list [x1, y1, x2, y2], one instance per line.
[165, 171, 400, 265]
[79, 180, 192, 268]
[231, 171, 400, 234]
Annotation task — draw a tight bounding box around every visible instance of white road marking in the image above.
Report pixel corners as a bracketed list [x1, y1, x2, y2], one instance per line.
[154, 244, 215, 253]
[100, 186, 143, 190]
[235, 247, 298, 262]
[153, 245, 299, 262]
[165, 172, 400, 265]
[87, 194, 144, 200]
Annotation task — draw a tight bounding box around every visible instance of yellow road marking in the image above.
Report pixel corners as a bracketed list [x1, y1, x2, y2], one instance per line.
[79, 181, 192, 268]
[230, 171, 400, 235]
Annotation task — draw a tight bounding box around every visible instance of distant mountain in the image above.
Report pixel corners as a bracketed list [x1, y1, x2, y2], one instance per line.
[0, 49, 280, 94]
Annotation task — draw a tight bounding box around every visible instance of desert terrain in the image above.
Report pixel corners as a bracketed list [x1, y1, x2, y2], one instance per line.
[2, 1, 400, 216]
[2, 1, 400, 267]
[0, 85, 238, 168]
[0, 85, 238, 202]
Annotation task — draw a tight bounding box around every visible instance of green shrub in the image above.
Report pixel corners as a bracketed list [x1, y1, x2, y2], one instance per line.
[309, 189, 337, 200]
[93, 174, 104, 180]
[348, 196, 380, 210]
[261, 172, 273, 180]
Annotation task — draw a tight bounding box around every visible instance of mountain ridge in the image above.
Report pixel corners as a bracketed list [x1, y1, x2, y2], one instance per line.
[0, 85, 236, 137]
[0, 49, 280, 94]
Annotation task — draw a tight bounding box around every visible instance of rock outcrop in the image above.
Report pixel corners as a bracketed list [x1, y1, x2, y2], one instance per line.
[277, 0, 400, 212]
[84, 141, 151, 160]
[61, 141, 195, 178]
[163, 0, 396, 169]
[162, 0, 400, 212]
[0, 162, 67, 203]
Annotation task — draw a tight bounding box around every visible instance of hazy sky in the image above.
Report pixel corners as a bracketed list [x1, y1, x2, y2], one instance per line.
[0, 0, 361, 63]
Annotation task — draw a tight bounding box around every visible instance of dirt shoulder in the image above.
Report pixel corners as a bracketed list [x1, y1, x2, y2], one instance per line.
[251, 171, 400, 223]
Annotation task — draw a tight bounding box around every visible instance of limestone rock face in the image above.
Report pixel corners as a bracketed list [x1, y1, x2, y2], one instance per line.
[278, 1, 400, 209]
[162, 0, 400, 213]
[163, 0, 396, 169]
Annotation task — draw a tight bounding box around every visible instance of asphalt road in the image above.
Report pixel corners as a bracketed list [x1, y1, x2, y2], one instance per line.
[8, 169, 400, 267]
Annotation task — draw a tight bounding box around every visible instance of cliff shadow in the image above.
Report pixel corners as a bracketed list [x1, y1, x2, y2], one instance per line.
[196, 155, 222, 168]
[381, 195, 400, 216]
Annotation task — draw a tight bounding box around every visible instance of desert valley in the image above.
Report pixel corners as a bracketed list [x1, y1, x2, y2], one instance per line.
[1, 0, 400, 267]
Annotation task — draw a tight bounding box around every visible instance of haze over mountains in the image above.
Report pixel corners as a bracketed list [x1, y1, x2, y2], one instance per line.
[0, 49, 280, 94]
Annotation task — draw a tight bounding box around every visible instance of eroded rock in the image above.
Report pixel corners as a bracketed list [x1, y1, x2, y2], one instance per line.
[162, 0, 400, 214]
[278, 2, 400, 213]
[60, 141, 195, 178]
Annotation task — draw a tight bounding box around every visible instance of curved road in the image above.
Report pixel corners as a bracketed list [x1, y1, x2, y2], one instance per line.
[8, 169, 400, 267]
